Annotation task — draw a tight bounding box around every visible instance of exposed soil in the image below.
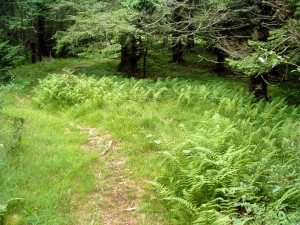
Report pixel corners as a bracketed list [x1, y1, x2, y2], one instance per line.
[76, 126, 145, 225]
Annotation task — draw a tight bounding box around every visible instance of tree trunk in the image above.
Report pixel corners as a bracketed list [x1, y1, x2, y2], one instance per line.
[37, 16, 46, 61]
[214, 47, 225, 73]
[118, 34, 138, 78]
[172, 32, 184, 63]
[172, 0, 184, 63]
[143, 47, 148, 78]
[31, 42, 36, 64]
[249, 74, 269, 101]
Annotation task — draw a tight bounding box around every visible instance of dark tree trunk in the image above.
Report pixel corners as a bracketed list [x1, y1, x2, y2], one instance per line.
[172, 32, 184, 63]
[118, 34, 138, 78]
[31, 42, 36, 64]
[214, 47, 225, 73]
[249, 74, 269, 101]
[172, 0, 184, 63]
[37, 16, 46, 61]
[143, 47, 148, 78]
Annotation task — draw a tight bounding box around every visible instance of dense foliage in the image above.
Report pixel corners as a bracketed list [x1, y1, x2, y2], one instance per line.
[0, 42, 23, 70]
[1, 0, 299, 79]
[32, 72, 300, 224]
[0, 0, 300, 224]
[155, 101, 300, 224]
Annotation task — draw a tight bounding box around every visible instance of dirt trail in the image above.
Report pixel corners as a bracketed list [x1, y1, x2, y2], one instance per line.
[77, 126, 145, 225]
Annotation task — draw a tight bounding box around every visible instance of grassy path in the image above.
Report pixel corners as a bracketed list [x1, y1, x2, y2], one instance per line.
[2, 55, 299, 224]
[1, 92, 161, 224]
[1, 57, 173, 224]
[1, 94, 96, 224]
[75, 126, 147, 225]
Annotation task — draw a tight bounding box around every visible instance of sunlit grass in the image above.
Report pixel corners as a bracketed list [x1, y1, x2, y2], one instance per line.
[0, 96, 99, 224]
[0, 50, 299, 224]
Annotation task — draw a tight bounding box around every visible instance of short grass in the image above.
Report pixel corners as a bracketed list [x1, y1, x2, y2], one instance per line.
[0, 49, 299, 224]
[0, 94, 100, 224]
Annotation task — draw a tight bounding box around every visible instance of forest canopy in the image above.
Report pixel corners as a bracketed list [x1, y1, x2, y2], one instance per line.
[0, 0, 299, 99]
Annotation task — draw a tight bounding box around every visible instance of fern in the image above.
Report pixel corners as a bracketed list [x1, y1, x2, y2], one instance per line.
[152, 94, 300, 224]
[32, 71, 300, 224]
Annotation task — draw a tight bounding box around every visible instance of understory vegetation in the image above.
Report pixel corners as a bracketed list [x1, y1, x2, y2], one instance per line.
[33, 71, 300, 225]
[1, 56, 298, 224]
[1, 0, 300, 224]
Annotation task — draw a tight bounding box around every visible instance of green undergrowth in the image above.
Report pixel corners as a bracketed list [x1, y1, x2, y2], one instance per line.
[2, 57, 121, 93]
[1, 54, 299, 224]
[32, 71, 244, 109]
[154, 104, 300, 224]
[32, 72, 300, 224]
[0, 94, 100, 224]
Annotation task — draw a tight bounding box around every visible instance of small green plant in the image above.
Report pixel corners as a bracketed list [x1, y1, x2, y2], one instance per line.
[0, 198, 24, 225]
[40, 57, 55, 72]
[0, 114, 24, 155]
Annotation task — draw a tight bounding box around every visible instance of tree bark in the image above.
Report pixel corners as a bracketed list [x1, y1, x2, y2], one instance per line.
[214, 47, 225, 73]
[37, 15, 46, 61]
[172, 0, 184, 63]
[118, 34, 138, 78]
[143, 47, 148, 78]
[31, 42, 36, 64]
[249, 74, 269, 101]
[172, 32, 184, 63]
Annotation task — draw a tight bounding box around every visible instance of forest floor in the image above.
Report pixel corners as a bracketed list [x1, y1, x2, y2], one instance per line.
[76, 126, 146, 225]
[1, 55, 173, 224]
[1, 91, 162, 225]
[1, 51, 299, 224]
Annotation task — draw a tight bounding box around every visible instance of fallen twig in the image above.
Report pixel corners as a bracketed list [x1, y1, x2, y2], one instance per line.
[101, 140, 113, 156]
[124, 207, 137, 212]
[91, 211, 97, 225]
